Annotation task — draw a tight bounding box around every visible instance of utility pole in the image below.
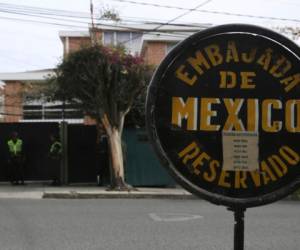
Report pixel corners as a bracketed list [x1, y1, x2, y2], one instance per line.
[90, 0, 95, 29]
[90, 0, 98, 45]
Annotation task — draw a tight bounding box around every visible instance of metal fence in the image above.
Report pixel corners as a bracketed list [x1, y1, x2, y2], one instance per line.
[0, 123, 174, 186]
[0, 122, 59, 181]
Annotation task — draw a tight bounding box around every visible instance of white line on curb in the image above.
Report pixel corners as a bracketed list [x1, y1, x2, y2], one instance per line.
[149, 212, 203, 222]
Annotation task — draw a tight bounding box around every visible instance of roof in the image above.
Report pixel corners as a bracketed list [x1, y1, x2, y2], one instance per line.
[142, 32, 193, 42]
[0, 69, 55, 81]
[59, 21, 211, 38]
[59, 22, 210, 55]
[59, 30, 90, 38]
[95, 21, 211, 32]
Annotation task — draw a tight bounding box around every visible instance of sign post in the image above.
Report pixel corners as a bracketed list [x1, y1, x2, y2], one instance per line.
[146, 24, 300, 249]
[228, 207, 246, 250]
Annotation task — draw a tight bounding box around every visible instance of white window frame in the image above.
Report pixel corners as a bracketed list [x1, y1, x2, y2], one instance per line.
[22, 100, 84, 123]
[102, 31, 142, 55]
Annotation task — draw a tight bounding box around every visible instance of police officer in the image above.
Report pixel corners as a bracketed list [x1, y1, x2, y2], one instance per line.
[48, 134, 62, 186]
[7, 131, 25, 185]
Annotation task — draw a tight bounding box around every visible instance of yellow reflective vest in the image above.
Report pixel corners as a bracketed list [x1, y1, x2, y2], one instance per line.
[7, 139, 23, 156]
[50, 141, 62, 156]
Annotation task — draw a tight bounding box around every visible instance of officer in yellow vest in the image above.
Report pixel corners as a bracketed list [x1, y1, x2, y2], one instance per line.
[48, 134, 62, 185]
[7, 131, 25, 185]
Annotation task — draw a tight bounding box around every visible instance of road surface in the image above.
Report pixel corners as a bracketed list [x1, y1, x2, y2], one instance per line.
[0, 199, 299, 250]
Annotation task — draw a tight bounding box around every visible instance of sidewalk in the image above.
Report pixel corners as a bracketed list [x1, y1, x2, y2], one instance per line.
[0, 183, 299, 200]
[0, 183, 195, 200]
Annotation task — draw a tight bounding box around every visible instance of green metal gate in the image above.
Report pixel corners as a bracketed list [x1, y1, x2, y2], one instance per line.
[124, 128, 175, 187]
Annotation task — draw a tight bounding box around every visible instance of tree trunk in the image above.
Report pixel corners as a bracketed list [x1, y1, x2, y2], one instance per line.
[100, 115, 130, 190]
[108, 127, 125, 188]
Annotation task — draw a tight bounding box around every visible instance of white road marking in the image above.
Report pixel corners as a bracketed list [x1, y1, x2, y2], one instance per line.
[149, 212, 203, 222]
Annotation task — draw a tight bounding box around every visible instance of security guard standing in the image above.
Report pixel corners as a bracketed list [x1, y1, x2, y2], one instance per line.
[49, 134, 62, 185]
[7, 131, 25, 185]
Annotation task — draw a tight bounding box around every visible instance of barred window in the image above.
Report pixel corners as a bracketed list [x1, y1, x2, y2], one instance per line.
[22, 102, 83, 123]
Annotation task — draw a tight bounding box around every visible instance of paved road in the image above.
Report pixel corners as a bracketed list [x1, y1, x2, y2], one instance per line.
[0, 199, 299, 250]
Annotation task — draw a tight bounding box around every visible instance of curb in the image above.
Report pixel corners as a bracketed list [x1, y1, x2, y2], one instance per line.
[42, 192, 300, 200]
[42, 192, 196, 200]
[285, 194, 300, 201]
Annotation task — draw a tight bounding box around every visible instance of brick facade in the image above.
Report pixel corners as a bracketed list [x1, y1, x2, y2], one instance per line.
[0, 87, 4, 122]
[64, 30, 103, 55]
[142, 42, 167, 66]
[3, 81, 23, 123]
[68, 37, 92, 53]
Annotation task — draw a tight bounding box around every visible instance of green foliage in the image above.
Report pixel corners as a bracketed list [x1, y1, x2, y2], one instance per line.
[125, 86, 147, 128]
[52, 45, 151, 128]
[100, 7, 121, 22]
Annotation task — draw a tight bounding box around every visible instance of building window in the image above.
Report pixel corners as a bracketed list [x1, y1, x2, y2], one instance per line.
[116, 32, 131, 44]
[103, 31, 142, 55]
[22, 102, 84, 123]
[103, 31, 114, 45]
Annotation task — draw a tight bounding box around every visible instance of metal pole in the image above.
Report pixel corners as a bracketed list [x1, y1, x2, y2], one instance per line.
[228, 207, 246, 250]
[62, 97, 65, 121]
[60, 121, 68, 185]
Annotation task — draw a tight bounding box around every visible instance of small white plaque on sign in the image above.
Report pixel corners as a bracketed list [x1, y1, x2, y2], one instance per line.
[222, 131, 259, 171]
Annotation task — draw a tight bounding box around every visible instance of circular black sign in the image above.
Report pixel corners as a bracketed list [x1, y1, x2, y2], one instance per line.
[146, 24, 300, 208]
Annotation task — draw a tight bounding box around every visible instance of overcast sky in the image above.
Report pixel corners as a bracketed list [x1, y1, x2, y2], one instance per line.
[0, 0, 300, 73]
